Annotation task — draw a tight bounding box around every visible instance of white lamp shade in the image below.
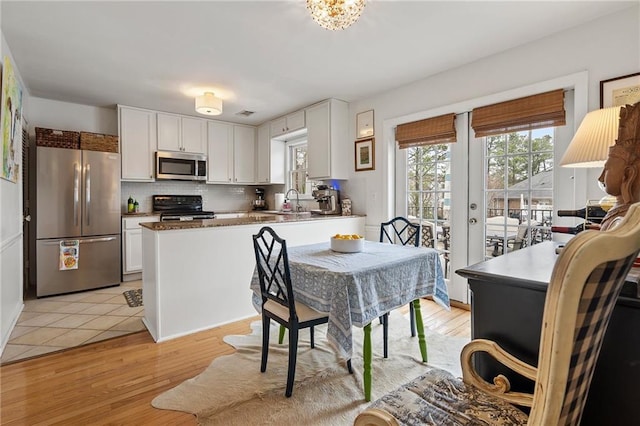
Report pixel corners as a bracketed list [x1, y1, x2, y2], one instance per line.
[559, 106, 621, 168]
[195, 92, 223, 116]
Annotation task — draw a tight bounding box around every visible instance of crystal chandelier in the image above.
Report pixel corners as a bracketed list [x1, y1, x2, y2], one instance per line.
[306, 0, 366, 31]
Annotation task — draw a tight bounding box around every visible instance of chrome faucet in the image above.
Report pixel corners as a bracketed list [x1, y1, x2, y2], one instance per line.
[285, 188, 302, 212]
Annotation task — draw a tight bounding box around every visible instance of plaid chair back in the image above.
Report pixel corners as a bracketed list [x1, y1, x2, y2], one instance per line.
[530, 202, 640, 425]
[252, 226, 297, 320]
[380, 216, 420, 247]
[558, 254, 636, 424]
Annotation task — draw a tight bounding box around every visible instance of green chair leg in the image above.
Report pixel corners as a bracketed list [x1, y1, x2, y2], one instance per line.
[363, 323, 372, 401]
[278, 325, 286, 344]
[413, 299, 428, 362]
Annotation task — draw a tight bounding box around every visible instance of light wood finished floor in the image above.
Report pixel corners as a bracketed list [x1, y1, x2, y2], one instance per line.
[0, 299, 470, 425]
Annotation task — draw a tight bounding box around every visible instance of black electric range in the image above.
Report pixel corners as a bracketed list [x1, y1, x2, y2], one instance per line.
[152, 195, 215, 221]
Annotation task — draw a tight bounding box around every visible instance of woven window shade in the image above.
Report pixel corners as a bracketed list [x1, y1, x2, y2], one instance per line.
[471, 89, 565, 137]
[396, 113, 457, 149]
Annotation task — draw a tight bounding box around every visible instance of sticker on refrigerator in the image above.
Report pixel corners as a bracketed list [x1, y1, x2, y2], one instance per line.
[59, 240, 79, 270]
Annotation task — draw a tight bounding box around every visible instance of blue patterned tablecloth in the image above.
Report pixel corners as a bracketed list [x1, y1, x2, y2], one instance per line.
[251, 240, 449, 359]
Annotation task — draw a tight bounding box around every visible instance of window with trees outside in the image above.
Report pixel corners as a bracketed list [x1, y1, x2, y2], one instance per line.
[484, 128, 554, 258]
[287, 141, 319, 196]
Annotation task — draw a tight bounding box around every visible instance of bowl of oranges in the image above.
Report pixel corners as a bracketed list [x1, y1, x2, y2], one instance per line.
[330, 234, 364, 253]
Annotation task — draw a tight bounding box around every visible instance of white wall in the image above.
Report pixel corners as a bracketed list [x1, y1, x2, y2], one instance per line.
[0, 31, 28, 352]
[343, 7, 640, 228]
[27, 97, 118, 138]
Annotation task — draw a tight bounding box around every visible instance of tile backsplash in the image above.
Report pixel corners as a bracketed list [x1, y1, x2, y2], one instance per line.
[121, 181, 288, 213]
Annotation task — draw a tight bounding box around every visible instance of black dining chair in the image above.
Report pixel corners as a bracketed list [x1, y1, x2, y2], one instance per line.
[252, 226, 352, 397]
[379, 216, 421, 358]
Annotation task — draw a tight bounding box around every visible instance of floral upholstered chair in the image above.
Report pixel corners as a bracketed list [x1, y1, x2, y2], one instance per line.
[355, 202, 640, 426]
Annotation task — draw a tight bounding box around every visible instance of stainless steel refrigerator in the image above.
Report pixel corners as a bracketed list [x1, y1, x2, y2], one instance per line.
[36, 146, 121, 297]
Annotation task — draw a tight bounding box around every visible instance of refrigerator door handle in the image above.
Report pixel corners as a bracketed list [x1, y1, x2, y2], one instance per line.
[74, 163, 80, 226]
[40, 236, 117, 246]
[85, 163, 91, 226]
[79, 236, 117, 244]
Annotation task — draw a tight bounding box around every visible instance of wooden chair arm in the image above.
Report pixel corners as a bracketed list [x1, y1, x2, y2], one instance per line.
[354, 408, 400, 426]
[461, 339, 536, 407]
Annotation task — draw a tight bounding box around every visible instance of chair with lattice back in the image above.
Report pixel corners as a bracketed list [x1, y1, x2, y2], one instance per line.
[421, 222, 435, 249]
[253, 226, 352, 397]
[379, 217, 421, 358]
[355, 202, 640, 426]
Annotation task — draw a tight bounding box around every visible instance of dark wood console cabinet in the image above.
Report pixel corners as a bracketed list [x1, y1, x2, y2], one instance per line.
[456, 242, 639, 425]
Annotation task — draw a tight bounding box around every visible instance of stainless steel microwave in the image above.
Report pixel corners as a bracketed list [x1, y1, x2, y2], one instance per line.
[156, 151, 207, 181]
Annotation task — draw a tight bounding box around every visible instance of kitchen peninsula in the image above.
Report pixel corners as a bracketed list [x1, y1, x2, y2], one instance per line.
[140, 214, 365, 342]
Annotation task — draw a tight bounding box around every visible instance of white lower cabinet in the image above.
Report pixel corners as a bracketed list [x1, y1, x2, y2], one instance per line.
[122, 216, 158, 279]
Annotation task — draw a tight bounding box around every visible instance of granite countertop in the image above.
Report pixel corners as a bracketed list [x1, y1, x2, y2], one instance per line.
[140, 213, 365, 231]
[122, 212, 159, 217]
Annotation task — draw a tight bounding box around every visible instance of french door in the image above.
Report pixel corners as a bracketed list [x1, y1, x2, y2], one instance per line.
[396, 102, 574, 305]
[396, 113, 470, 304]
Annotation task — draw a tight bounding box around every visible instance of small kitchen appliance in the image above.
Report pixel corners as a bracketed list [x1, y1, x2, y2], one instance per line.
[153, 195, 215, 221]
[311, 185, 341, 215]
[252, 188, 268, 210]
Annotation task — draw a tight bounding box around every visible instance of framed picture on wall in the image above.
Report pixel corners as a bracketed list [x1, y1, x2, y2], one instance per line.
[600, 72, 640, 108]
[1, 55, 24, 183]
[354, 138, 375, 172]
[356, 109, 374, 139]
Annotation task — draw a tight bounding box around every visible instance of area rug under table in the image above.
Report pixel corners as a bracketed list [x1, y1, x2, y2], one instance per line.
[152, 311, 468, 425]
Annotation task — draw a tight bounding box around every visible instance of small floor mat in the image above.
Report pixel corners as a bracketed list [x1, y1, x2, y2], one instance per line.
[123, 289, 143, 307]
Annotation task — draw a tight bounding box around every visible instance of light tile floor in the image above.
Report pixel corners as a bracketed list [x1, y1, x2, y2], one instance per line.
[1, 280, 146, 364]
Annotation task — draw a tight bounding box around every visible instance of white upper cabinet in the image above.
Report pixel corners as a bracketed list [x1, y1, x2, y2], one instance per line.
[207, 121, 234, 183]
[233, 125, 256, 184]
[207, 122, 256, 184]
[306, 99, 348, 180]
[157, 113, 206, 154]
[256, 123, 285, 184]
[119, 106, 157, 181]
[270, 110, 306, 139]
[181, 117, 207, 154]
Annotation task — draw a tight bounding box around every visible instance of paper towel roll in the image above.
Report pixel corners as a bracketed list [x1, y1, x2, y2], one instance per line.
[274, 193, 285, 211]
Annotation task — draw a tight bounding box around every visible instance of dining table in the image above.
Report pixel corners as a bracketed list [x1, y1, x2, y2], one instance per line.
[250, 240, 450, 401]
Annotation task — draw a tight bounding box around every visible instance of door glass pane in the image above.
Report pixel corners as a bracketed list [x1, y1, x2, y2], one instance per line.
[486, 156, 505, 190]
[405, 145, 452, 278]
[484, 129, 554, 259]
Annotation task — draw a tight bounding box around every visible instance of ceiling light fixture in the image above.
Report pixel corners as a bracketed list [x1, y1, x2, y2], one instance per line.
[195, 92, 223, 116]
[306, 0, 366, 31]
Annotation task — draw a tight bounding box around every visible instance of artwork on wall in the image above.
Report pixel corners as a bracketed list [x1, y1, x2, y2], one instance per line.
[356, 109, 374, 139]
[355, 137, 375, 172]
[1, 55, 23, 183]
[600, 72, 640, 108]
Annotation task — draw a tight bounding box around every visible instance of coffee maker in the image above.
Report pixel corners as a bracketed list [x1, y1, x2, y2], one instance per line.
[252, 188, 268, 210]
[311, 185, 341, 215]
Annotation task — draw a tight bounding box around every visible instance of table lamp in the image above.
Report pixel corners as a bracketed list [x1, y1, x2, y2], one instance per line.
[555, 106, 621, 233]
[559, 102, 640, 231]
[560, 106, 622, 168]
